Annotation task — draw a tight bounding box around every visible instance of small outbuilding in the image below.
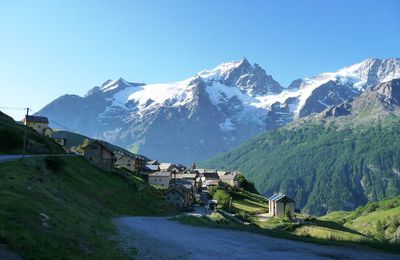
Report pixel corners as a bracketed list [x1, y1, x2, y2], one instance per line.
[268, 193, 295, 217]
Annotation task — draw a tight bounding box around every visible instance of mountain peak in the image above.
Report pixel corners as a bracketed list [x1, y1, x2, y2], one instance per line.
[336, 58, 400, 87]
[197, 58, 282, 95]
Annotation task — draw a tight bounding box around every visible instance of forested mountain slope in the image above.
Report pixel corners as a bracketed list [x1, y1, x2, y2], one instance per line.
[202, 79, 400, 215]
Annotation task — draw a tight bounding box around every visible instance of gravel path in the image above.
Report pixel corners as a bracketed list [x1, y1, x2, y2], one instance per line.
[114, 216, 399, 260]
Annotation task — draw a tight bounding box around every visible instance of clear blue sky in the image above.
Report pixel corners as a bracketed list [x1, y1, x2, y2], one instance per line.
[1, 0, 399, 119]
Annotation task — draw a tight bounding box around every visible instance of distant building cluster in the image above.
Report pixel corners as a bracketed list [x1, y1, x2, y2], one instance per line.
[24, 115, 295, 216]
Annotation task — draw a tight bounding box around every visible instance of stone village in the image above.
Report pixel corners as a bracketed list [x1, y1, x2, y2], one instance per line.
[24, 114, 296, 218]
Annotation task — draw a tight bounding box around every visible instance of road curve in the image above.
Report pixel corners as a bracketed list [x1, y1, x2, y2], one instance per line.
[114, 217, 399, 260]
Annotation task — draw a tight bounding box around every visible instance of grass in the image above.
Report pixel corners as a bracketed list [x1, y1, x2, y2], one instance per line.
[230, 190, 268, 214]
[322, 196, 400, 241]
[0, 111, 64, 154]
[176, 212, 400, 254]
[176, 187, 400, 254]
[0, 156, 176, 259]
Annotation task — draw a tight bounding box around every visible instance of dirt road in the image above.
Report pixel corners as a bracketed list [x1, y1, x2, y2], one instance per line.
[114, 216, 399, 259]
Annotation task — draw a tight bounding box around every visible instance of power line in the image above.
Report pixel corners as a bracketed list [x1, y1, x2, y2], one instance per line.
[29, 109, 76, 133]
[0, 106, 27, 110]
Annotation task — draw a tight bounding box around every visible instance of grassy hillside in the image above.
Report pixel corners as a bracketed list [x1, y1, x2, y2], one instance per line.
[176, 188, 399, 253]
[0, 111, 64, 154]
[202, 116, 400, 215]
[52, 130, 148, 160]
[321, 196, 400, 243]
[0, 156, 176, 258]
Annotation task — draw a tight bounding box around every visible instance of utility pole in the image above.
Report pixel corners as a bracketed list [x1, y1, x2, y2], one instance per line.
[22, 107, 29, 159]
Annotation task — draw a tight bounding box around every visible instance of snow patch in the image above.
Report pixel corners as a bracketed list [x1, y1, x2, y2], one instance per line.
[219, 118, 235, 131]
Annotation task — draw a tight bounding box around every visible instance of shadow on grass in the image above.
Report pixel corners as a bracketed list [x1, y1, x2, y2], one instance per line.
[311, 219, 367, 237]
[173, 215, 400, 255]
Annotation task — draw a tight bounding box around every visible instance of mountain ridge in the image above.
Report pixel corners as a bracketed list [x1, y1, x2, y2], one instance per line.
[37, 58, 400, 164]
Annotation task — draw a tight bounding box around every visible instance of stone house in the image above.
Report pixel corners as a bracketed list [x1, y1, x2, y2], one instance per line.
[268, 193, 295, 217]
[201, 171, 220, 187]
[82, 140, 116, 172]
[50, 131, 69, 152]
[219, 174, 238, 186]
[218, 171, 240, 186]
[24, 115, 51, 136]
[165, 183, 194, 208]
[148, 172, 171, 188]
[115, 153, 137, 172]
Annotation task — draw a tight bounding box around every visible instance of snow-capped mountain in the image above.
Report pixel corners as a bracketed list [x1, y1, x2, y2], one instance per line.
[38, 58, 400, 164]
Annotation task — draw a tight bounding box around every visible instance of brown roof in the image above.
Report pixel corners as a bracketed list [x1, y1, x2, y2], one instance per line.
[203, 172, 219, 180]
[25, 115, 49, 123]
[82, 140, 115, 155]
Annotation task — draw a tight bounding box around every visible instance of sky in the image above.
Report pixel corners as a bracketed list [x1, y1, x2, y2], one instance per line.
[0, 0, 399, 120]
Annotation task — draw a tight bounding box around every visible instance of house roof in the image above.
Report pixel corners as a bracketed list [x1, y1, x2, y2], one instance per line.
[217, 170, 230, 177]
[220, 174, 237, 180]
[175, 164, 187, 171]
[268, 193, 295, 203]
[143, 165, 159, 171]
[51, 131, 68, 139]
[203, 172, 219, 180]
[175, 173, 198, 180]
[116, 153, 135, 160]
[169, 179, 193, 189]
[25, 115, 49, 123]
[147, 160, 159, 165]
[159, 163, 173, 170]
[82, 140, 115, 155]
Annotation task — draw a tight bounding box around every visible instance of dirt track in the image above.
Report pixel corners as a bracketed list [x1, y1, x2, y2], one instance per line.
[114, 216, 399, 260]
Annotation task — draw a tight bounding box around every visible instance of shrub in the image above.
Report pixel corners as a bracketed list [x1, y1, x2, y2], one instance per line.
[361, 202, 379, 216]
[207, 186, 219, 196]
[213, 189, 231, 208]
[44, 156, 65, 172]
[209, 212, 227, 224]
[236, 175, 259, 194]
[0, 129, 23, 152]
[285, 208, 293, 220]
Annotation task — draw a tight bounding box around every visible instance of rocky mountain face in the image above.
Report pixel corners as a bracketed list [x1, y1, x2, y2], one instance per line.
[202, 79, 400, 215]
[38, 58, 400, 164]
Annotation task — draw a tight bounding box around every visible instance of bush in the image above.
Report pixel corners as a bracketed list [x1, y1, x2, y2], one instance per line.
[0, 129, 23, 152]
[209, 212, 227, 224]
[208, 186, 219, 196]
[236, 175, 259, 194]
[44, 156, 65, 172]
[213, 189, 231, 208]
